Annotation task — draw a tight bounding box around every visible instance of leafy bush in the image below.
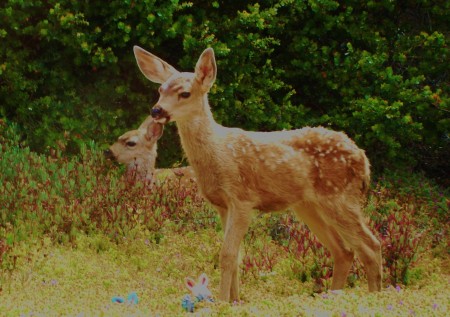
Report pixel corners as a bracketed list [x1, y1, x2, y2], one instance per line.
[0, 0, 187, 162]
[275, 1, 449, 173]
[1, 0, 448, 172]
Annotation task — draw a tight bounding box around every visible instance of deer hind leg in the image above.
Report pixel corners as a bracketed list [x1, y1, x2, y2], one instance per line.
[293, 204, 355, 291]
[216, 206, 229, 232]
[218, 205, 252, 302]
[333, 204, 382, 292]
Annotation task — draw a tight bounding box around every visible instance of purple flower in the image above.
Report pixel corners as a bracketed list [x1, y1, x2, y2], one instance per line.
[395, 285, 401, 292]
[341, 312, 347, 317]
[387, 304, 393, 311]
[432, 303, 438, 310]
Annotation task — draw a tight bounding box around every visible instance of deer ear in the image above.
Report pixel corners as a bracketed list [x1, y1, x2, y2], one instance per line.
[145, 120, 164, 141]
[185, 277, 196, 291]
[199, 273, 209, 286]
[134, 46, 179, 84]
[195, 48, 216, 91]
[138, 116, 154, 130]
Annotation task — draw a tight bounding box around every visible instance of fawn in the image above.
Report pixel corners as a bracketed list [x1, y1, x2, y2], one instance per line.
[133, 46, 382, 302]
[104, 115, 195, 185]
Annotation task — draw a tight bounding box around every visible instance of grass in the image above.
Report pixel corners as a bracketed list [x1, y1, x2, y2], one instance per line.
[1, 231, 448, 316]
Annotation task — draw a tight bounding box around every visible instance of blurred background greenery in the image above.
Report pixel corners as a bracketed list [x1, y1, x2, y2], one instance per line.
[0, 0, 448, 180]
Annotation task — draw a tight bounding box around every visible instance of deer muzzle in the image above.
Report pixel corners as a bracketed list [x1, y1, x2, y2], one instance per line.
[103, 149, 116, 161]
[151, 106, 170, 123]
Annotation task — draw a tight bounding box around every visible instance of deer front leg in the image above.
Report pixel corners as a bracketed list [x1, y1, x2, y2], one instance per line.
[218, 206, 251, 302]
[216, 206, 240, 302]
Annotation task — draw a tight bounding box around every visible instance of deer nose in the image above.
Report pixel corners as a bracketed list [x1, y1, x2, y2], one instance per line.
[104, 149, 115, 160]
[151, 106, 162, 118]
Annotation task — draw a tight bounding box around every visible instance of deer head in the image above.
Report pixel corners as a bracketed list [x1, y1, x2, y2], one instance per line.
[104, 116, 163, 181]
[133, 46, 216, 124]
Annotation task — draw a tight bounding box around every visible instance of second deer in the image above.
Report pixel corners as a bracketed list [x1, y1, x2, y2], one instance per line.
[104, 116, 195, 185]
[133, 46, 382, 302]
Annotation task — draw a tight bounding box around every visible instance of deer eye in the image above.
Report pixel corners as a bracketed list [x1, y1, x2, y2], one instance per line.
[179, 92, 191, 99]
[126, 141, 137, 147]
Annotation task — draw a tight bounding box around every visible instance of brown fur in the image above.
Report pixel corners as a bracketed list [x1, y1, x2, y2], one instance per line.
[133, 46, 382, 302]
[105, 116, 196, 186]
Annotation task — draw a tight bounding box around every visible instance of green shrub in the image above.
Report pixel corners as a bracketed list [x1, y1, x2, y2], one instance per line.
[1, 0, 448, 172]
[0, 0, 187, 162]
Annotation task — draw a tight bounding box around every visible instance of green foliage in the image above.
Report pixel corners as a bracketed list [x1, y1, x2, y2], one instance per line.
[367, 171, 449, 285]
[0, 0, 186, 161]
[273, 0, 449, 172]
[0, 122, 216, 270]
[1, 0, 448, 172]
[241, 214, 284, 279]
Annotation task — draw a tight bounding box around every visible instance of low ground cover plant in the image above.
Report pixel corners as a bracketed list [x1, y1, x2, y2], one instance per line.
[0, 121, 448, 315]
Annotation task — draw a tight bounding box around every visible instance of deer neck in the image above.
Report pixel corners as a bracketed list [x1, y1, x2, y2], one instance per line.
[176, 96, 222, 173]
[125, 150, 157, 183]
